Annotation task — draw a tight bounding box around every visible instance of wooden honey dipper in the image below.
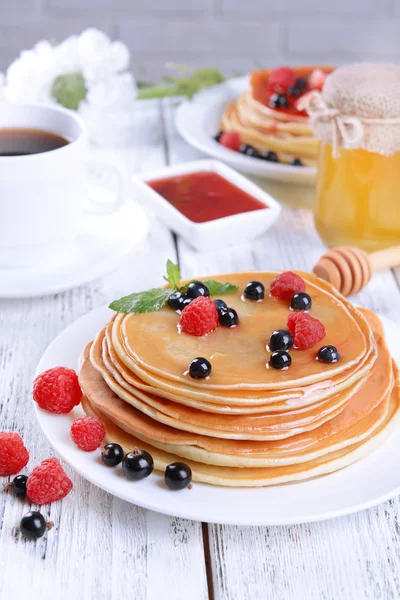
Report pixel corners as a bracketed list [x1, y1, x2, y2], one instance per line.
[313, 245, 400, 296]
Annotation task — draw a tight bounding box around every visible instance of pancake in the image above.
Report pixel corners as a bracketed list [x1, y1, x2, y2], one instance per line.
[105, 321, 375, 412]
[219, 66, 333, 165]
[79, 310, 396, 468]
[81, 382, 400, 486]
[112, 272, 375, 391]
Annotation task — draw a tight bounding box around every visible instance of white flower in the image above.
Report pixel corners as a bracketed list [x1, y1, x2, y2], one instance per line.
[0, 28, 137, 146]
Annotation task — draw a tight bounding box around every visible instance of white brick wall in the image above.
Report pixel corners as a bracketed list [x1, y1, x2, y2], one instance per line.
[0, 0, 399, 81]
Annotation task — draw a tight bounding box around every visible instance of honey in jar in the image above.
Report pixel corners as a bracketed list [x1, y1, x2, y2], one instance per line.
[308, 63, 400, 251]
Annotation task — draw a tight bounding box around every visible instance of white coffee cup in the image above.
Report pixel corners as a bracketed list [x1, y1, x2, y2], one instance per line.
[0, 103, 123, 268]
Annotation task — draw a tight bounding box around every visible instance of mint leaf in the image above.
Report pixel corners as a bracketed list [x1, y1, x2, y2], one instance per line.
[109, 287, 170, 314]
[166, 260, 181, 289]
[203, 280, 239, 296]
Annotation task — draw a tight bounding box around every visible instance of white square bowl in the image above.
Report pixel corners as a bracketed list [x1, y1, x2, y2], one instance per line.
[132, 159, 281, 251]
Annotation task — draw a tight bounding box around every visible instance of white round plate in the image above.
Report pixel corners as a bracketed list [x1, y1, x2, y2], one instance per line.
[175, 76, 316, 185]
[0, 201, 149, 299]
[35, 307, 400, 526]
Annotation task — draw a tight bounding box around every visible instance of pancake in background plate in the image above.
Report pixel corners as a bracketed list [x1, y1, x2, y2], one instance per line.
[219, 66, 333, 166]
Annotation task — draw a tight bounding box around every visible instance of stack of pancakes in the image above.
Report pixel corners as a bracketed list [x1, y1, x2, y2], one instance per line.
[79, 272, 400, 487]
[220, 67, 333, 166]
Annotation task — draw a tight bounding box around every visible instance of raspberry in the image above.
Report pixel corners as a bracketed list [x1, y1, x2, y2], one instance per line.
[26, 458, 73, 504]
[33, 367, 82, 414]
[309, 68, 327, 91]
[219, 131, 241, 152]
[71, 416, 105, 452]
[270, 271, 306, 301]
[287, 312, 326, 350]
[179, 297, 219, 337]
[0, 432, 29, 476]
[269, 67, 296, 93]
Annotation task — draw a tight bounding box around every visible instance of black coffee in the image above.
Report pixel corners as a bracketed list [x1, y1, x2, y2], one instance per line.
[0, 127, 70, 156]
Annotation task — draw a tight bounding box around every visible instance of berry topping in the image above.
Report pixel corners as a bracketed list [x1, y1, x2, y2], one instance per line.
[317, 345, 340, 363]
[291, 292, 312, 311]
[288, 86, 301, 97]
[186, 281, 210, 299]
[214, 130, 223, 142]
[270, 271, 306, 301]
[165, 462, 192, 490]
[244, 280, 265, 301]
[213, 299, 228, 316]
[269, 329, 294, 352]
[19, 511, 53, 540]
[33, 367, 82, 414]
[71, 416, 105, 452]
[309, 68, 327, 91]
[218, 131, 241, 152]
[26, 458, 73, 504]
[219, 307, 239, 328]
[269, 67, 296, 93]
[296, 77, 307, 89]
[239, 144, 261, 158]
[167, 291, 187, 311]
[269, 351, 292, 370]
[122, 449, 154, 481]
[12, 474, 28, 497]
[269, 93, 287, 109]
[189, 357, 212, 379]
[290, 158, 303, 167]
[0, 432, 29, 476]
[179, 296, 219, 336]
[287, 312, 326, 350]
[101, 443, 124, 467]
[261, 150, 279, 162]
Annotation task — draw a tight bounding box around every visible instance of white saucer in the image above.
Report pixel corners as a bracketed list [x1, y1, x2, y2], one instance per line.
[175, 77, 316, 184]
[34, 306, 400, 526]
[0, 201, 149, 298]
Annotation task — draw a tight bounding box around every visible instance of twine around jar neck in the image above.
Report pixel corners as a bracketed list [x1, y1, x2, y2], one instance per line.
[306, 91, 400, 157]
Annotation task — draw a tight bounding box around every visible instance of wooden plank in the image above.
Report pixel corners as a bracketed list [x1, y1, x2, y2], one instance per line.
[162, 95, 400, 600]
[0, 100, 208, 600]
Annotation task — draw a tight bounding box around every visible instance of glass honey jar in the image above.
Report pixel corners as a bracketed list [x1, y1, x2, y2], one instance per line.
[308, 63, 400, 251]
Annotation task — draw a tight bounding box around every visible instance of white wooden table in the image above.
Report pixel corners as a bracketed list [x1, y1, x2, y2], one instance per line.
[2, 98, 400, 600]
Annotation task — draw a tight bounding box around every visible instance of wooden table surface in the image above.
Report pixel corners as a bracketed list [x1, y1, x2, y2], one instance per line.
[1, 99, 400, 600]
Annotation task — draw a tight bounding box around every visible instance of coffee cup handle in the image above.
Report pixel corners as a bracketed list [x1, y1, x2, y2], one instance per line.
[83, 162, 124, 216]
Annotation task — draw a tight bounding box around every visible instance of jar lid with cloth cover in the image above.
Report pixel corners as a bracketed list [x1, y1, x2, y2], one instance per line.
[306, 63, 400, 157]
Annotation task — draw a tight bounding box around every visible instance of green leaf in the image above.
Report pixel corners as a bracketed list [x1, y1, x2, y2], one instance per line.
[203, 280, 239, 296]
[165, 260, 181, 289]
[109, 287, 170, 314]
[51, 71, 87, 110]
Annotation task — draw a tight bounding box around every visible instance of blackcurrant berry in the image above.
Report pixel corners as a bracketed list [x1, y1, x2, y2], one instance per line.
[181, 296, 192, 309]
[290, 158, 303, 167]
[122, 449, 154, 481]
[12, 474, 28, 497]
[269, 351, 292, 370]
[219, 308, 239, 328]
[214, 130, 223, 142]
[165, 462, 192, 490]
[186, 281, 210, 299]
[19, 511, 52, 540]
[189, 357, 211, 379]
[101, 443, 124, 467]
[317, 345, 340, 363]
[239, 144, 260, 158]
[244, 281, 265, 301]
[291, 292, 312, 311]
[288, 86, 301, 96]
[269, 93, 287, 109]
[268, 329, 294, 352]
[261, 150, 279, 162]
[167, 291, 186, 311]
[213, 299, 228, 316]
[296, 77, 307, 89]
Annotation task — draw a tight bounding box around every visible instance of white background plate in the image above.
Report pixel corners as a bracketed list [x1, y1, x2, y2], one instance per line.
[0, 201, 149, 299]
[35, 306, 400, 526]
[175, 77, 317, 184]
